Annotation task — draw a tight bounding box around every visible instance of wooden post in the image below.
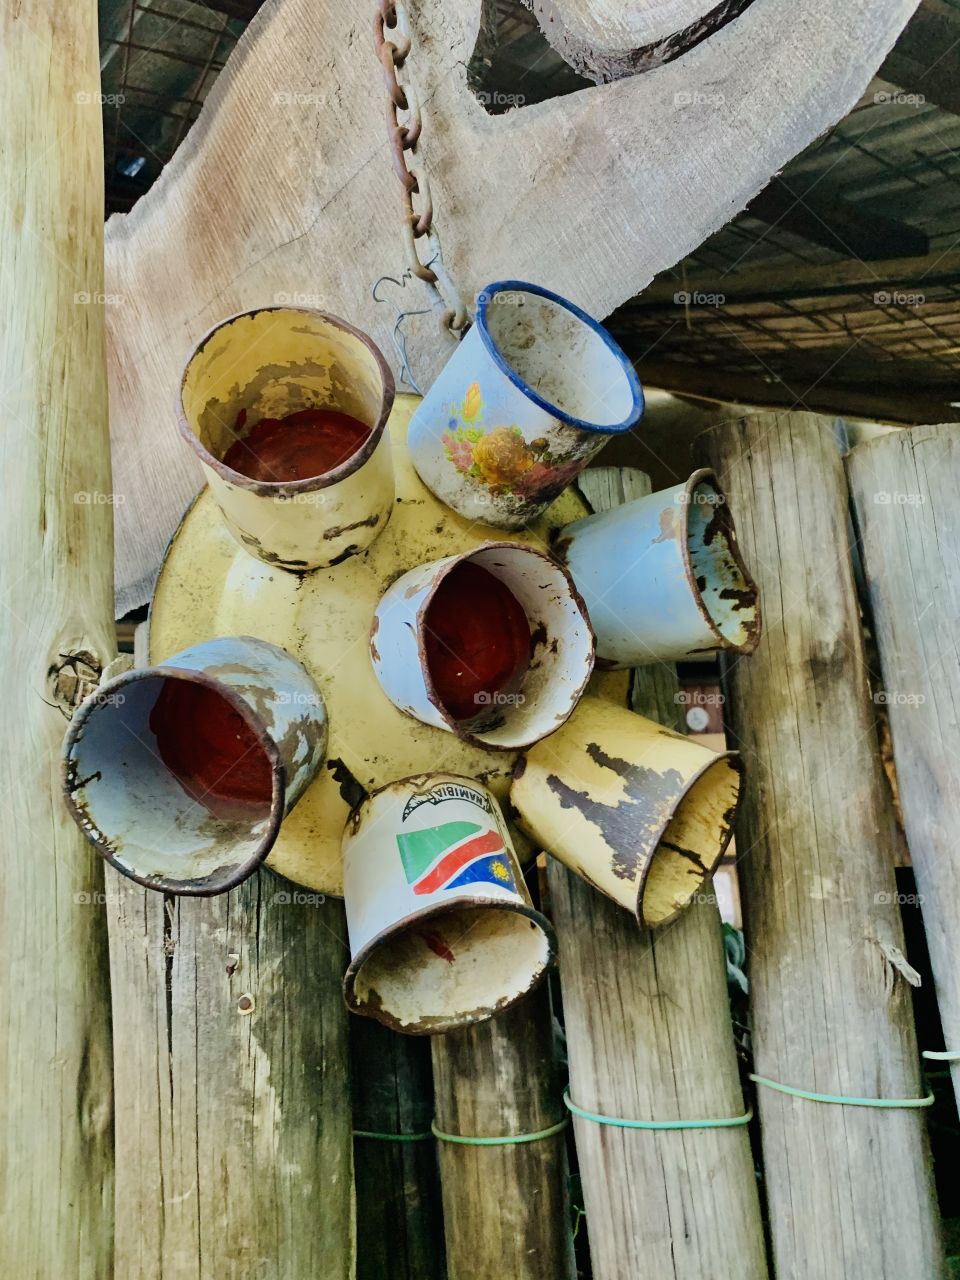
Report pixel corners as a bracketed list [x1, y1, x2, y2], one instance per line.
[700, 413, 945, 1280]
[546, 469, 768, 1280]
[108, 863, 354, 1276]
[431, 988, 574, 1280]
[847, 424, 960, 1110]
[351, 1018, 446, 1280]
[0, 1, 115, 1274]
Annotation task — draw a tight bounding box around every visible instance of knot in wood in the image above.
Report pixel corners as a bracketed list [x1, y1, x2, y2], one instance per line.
[49, 649, 103, 715]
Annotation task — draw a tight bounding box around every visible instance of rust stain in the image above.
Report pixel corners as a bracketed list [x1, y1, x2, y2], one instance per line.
[551, 533, 573, 562]
[328, 544, 361, 566]
[326, 757, 368, 811]
[545, 742, 685, 882]
[418, 929, 456, 964]
[323, 513, 380, 540]
[651, 506, 676, 545]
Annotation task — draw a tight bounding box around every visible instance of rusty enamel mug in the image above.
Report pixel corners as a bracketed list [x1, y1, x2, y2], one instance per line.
[407, 280, 644, 527]
[342, 774, 556, 1034]
[63, 636, 327, 895]
[369, 541, 595, 751]
[179, 306, 395, 571]
[555, 468, 761, 667]
[510, 696, 743, 927]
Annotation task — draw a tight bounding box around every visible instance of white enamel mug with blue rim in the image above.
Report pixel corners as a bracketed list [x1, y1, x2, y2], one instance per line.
[407, 280, 644, 528]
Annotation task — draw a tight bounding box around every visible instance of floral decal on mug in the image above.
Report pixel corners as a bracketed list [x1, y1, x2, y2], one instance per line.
[441, 382, 586, 501]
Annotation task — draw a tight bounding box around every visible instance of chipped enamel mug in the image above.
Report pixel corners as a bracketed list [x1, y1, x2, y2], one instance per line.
[555, 468, 761, 667]
[510, 696, 744, 928]
[342, 773, 556, 1034]
[407, 280, 644, 527]
[178, 306, 395, 571]
[62, 636, 327, 895]
[369, 541, 595, 751]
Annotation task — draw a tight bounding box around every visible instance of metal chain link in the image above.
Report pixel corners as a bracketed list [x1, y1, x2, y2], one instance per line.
[374, 0, 469, 335]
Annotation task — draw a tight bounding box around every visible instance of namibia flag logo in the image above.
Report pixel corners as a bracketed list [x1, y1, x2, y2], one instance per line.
[397, 821, 517, 896]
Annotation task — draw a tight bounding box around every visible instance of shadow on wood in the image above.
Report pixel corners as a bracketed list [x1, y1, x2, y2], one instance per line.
[351, 1017, 446, 1279]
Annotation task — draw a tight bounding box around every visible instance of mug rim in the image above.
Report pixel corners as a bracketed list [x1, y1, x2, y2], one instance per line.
[62, 664, 286, 896]
[412, 540, 596, 751]
[177, 305, 396, 495]
[475, 279, 644, 435]
[679, 468, 762, 656]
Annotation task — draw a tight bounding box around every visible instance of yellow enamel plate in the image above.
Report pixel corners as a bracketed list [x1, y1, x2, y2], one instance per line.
[150, 395, 628, 895]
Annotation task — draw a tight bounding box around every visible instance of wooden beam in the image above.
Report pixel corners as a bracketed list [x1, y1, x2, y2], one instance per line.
[625, 357, 954, 426]
[746, 178, 928, 260]
[699, 412, 945, 1280]
[882, 0, 960, 116]
[0, 1, 115, 1273]
[633, 249, 960, 306]
[847, 424, 960, 1114]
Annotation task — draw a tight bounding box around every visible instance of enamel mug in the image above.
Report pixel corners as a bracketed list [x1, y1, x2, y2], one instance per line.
[407, 281, 644, 527]
[555, 469, 761, 666]
[179, 306, 395, 571]
[511, 696, 744, 928]
[369, 541, 595, 751]
[342, 773, 556, 1034]
[63, 636, 327, 895]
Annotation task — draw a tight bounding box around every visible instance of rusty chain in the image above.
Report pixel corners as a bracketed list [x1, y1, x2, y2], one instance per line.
[374, 0, 469, 335]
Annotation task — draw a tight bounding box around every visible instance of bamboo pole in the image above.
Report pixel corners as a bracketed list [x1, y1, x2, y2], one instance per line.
[351, 1018, 446, 1280]
[846, 424, 960, 1110]
[700, 413, 945, 1280]
[545, 468, 768, 1280]
[0, 1, 115, 1274]
[431, 987, 574, 1280]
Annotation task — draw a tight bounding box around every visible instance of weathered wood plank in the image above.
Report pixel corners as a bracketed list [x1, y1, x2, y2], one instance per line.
[846, 423, 960, 1111]
[525, 0, 759, 81]
[108, 864, 355, 1278]
[700, 412, 945, 1280]
[547, 467, 768, 1280]
[351, 1018, 445, 1280]
[103, 0, 921, 614]
[431, 989, 574, 1280]
[0, 1, 115, 1273]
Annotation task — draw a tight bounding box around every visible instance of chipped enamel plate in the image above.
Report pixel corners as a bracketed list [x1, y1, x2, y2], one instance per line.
[150, 394, 628, 895]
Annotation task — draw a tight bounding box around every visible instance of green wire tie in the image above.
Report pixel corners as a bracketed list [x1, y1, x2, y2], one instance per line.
[564, 1089, 753, 1130]
[431, 1116, 570, 1146]
[750, 1074, 934, 1109]
[360, 1061, 945, 1145]
[353, 1129, 434, 1142]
